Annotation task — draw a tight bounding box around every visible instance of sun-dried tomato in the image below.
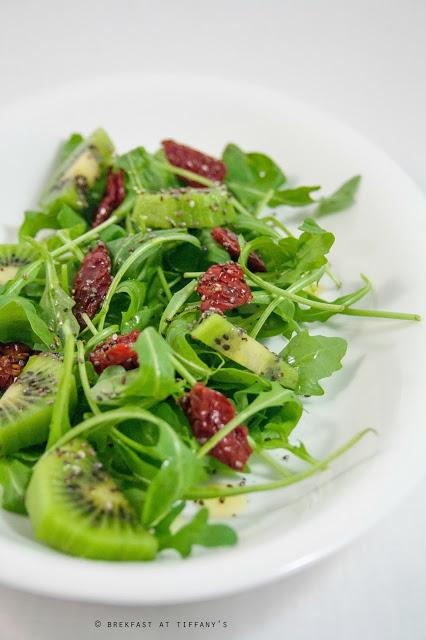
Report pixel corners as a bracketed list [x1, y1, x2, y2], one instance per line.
[92, 168, 126, 228]
[211, 227, 266, 272]
[89, 330, 140, 373]
[72, 242, 113, 328]
[162, 139, 227, 188]
[181, 382, 252, 470]
[196, 262, 253, 313]
[0, 342, 31, 390]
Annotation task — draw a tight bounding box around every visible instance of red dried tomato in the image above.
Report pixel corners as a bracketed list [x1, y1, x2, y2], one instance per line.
[0, 342, 31, 390]
[211, 227, 266, 272]
[162, 139, 227, 188]
[181, 382, 252, 470]
[72, 242, 113, 328]
[196, 262, 253, 313]
[92, 168, 126, 228]
[89, 330, 140, 373]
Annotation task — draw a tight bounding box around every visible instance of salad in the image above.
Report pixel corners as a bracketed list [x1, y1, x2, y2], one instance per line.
[0, 131, 419, 561]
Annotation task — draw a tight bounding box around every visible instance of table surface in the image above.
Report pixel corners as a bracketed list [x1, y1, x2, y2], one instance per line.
[0, 1, 425, 638]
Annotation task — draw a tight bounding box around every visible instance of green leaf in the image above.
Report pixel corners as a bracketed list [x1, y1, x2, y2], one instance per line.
[47, 325, 77, 447]
[115, 147, 179, 194]
[166, 315, 212, 378]
[269, 186, 320, 207]
[40, 253, 80, 344]
[223, 143, 286, 210]
[108, 279, 147, 332]
[0, 295, 54, 348]
[0, 457, 32, 514]
[123, 327, 178, 399]
[159, 280, 197, 335]
[19, 210, 59, 240]
[281, 330, 347, 395]
[158, 507, 237, 557]
[195, 229, 230, 264]
[316, 175, 361, 216]
[141, 420, 205, 526]
[249, 223, 334, 284]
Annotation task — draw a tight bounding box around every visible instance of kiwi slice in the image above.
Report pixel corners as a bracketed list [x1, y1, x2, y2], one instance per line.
[192, 312, 298, 389]
[0, 353, 66, 455]
[26, 439, 158, 561]
[0, 244, 39, 286]
[39, 128, 114, 213]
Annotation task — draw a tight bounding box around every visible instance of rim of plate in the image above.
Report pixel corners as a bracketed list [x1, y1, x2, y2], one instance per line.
[0, 73, 424, 605]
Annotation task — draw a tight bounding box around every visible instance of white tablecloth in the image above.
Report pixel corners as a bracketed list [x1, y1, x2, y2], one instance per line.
[0, 1, 425, 638]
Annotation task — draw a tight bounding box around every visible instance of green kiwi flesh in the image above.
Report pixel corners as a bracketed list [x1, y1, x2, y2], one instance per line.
[0, 353, 64, 455]
[26, 439, 158, 561]
[39, 128, 114, 212]
[0, 244, 39, 286]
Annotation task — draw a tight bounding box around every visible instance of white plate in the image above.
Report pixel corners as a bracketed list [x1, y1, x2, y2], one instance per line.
[0, 75, 424, 605]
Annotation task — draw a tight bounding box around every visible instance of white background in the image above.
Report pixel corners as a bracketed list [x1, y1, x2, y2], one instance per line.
[0, 0, 425, 638]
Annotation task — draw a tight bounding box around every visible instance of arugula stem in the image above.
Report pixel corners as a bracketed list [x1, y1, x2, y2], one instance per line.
[240, 243, 344, 312]
[325, 266, 342, 288]
[156, 266, 173, 301]
[84, 325, 120, 353]
[57, 230, 84, 261]
[254, 189, 274, 218]
[286, 266, 327, 295]
[96, 233, 200, 331]
[252, 272, 344, 312]
[248, 437, 292, 478]
[51, 215, 120, 257]
[60, 264, 69, 293]
[170, 354, 197, 387]
[183, 272, 203, 278]
[250, 297, 284, 339]
[187, 429, 375, 499]
[46, 324, 76, 448]
[81, 313, 99, 336]
[153, 160, 216, 188]
[197, 387, 294, 458]
[340, 308, 421, 321]
[262, 216, 292, 237]
[77, 341, 101, 416]
[3, 259, 43, 296]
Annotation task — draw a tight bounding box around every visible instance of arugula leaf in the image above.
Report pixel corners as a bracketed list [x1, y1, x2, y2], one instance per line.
[223, 143, 286, 210]
[0, 457, 32, 514]
[159, 280, 197, 335]
[19, 210, 59, 240]
[40, 254, 80, 343]
[281, 330, 347, 395]
[316, 175, 361, 216]
[141, 419, 205, 526]
[47, 325, 77, 447]
[0, 295, 54, 348]
[195, 229, 230, 264]
[106, 279, 146, 332]
[115, 147, 179, 194]
[19, 204, 87, 241]
[166, 315, 211, 378]
[157, 506, 237, 557]
[249, 222, 334, 283]
[269, 186, 320, 207]
[123, 327, 178, 399]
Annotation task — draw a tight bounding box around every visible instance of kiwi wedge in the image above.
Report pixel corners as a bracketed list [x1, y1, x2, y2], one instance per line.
[26, 439, 158, 561]
[39, 128, 114, 213]
[0, 353, 67, 455]
[192, 312, 298, 389]
[0, 244, 39, 286]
